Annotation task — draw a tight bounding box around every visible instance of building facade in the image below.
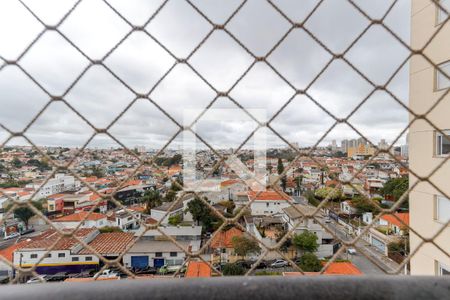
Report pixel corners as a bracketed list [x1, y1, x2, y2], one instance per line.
[409, 0, 450, 275]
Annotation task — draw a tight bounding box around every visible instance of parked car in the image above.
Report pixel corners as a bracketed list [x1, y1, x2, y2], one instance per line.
[131, 266, 157, 275]
[212, 263, 226, 272]
[46, 272, 68, 282]
[20, 228, 35, 236]
[270, 259, 289, 268]
[347, 248, 357, 255]
[158, 264, 186, 275]
[254, 260, 268, 269]
[94, 269, 119, 278]
[4, 232, 20, 240]
[26, 275, 48, 284]
[325, 217, 332, 223]
[234, 260, 252, 269]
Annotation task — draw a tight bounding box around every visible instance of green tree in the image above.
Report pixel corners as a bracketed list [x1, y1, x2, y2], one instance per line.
[276, 228, 292, 252]
[222, 263, 246, 276]
[295, 175, 303, 192]
[12, 157, 22, 168]
[381, 177, 409, 203]
[142, 189, 162, 213]
[305, 190, 320, 207]
[231, 236, 261, 258]
[164, 189, 177, 202]
[352, 195, 379, 214]
[90, 166, 105, 178]
[7, 201, 43, 230]
[297, 253, 322, 272]
[168, 214, 183, 226]
[170, 178, 183, 191]
[334, 151, 346, 158]
[277, 158, 286, 191]
[187, 196, 210, 225]
[314, 187, 342, 201]
[186, 196, 219, 231]
[292, 231, 319, 255]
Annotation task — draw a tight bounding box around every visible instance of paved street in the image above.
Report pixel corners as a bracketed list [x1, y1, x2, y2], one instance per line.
[325, 221, 400, 275]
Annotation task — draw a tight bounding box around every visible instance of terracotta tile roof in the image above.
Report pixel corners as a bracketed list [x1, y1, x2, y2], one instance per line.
[89, 194, 102, 201]
[52, 211, 106, 222]
[210, 227, 243, 249]
[220, 179, 240, 188]
[0, 240, 31, 262]
[84, 177, 98, 183]
[185, 261, 212, 278]
[248, 189, 291, 201]
[128, 205, 146, 213]
[323, 262, 362, 275]
[79, 232, 135, 255]
[283, 262, 362, 276]
[47, 193, 66, 199]
[381, 213, 409, 227]
[123, 180, 142, 187]
[18, 228, 97, 251]
[145, 217, 158, 224]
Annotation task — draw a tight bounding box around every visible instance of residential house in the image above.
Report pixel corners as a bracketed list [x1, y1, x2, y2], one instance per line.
[110, 208, 142, 231]
[150, 201, 184, 225]
[123, 226, 202, 268]
[52, 211, 109, 229]
[248, 190, 292, 216]
[13, 228, 99, 275]
[28, 173, 80, 199]
[209, 227, 244, 263]
[366, 213, 409, 255]
[340, 200, 358, 215]
[281, 204, 335, 258]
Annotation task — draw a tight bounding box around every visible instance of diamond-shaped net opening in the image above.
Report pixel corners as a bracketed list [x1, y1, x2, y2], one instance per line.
[0, 0, 449, 285]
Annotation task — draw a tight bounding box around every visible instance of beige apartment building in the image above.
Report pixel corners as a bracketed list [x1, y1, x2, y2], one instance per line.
[409, 0, 450, 275]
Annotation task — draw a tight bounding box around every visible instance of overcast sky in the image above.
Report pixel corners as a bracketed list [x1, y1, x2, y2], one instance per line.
[0, 0, 411, 150]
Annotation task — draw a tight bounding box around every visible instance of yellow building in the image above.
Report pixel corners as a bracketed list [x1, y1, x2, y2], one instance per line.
[409, 0, 450, 275]
[347, 144, 376, 158]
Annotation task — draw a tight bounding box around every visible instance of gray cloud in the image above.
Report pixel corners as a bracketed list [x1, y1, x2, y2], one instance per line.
[0, 0, 411, 150]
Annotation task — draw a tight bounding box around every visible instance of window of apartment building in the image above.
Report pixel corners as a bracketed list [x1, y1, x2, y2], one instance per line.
[437, 0, 450, 24]
[155, 252, 163, 257]
[436, 195, 450, 223]
[436, 61, 450, 90]
[437, 261, 450, 275]
[58, 253, 66, 258]
[72, 257, 79, 262]
[30, 254, 38, 259]
[85, 256, 93, 261]
[170, 252, 177, 257]
[436, 130, 450, 156]
[46, 253, 51, 258]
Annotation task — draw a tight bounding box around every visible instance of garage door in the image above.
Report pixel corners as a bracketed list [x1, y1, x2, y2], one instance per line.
[371, 237, 386, 253]
[131, 256, 149, 268]
[153, 258, 165, 268]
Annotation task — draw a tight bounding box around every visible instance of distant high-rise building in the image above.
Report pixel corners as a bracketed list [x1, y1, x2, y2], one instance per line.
[331, 140, 337, 151]
[341, 140, 349, 153]
[378, 139, 389, 150]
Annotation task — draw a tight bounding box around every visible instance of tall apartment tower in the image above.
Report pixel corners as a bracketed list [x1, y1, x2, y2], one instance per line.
[409, 0, 450, 275]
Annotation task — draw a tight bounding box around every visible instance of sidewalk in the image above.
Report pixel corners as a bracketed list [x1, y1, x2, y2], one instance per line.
[331, 221, 401, 273]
